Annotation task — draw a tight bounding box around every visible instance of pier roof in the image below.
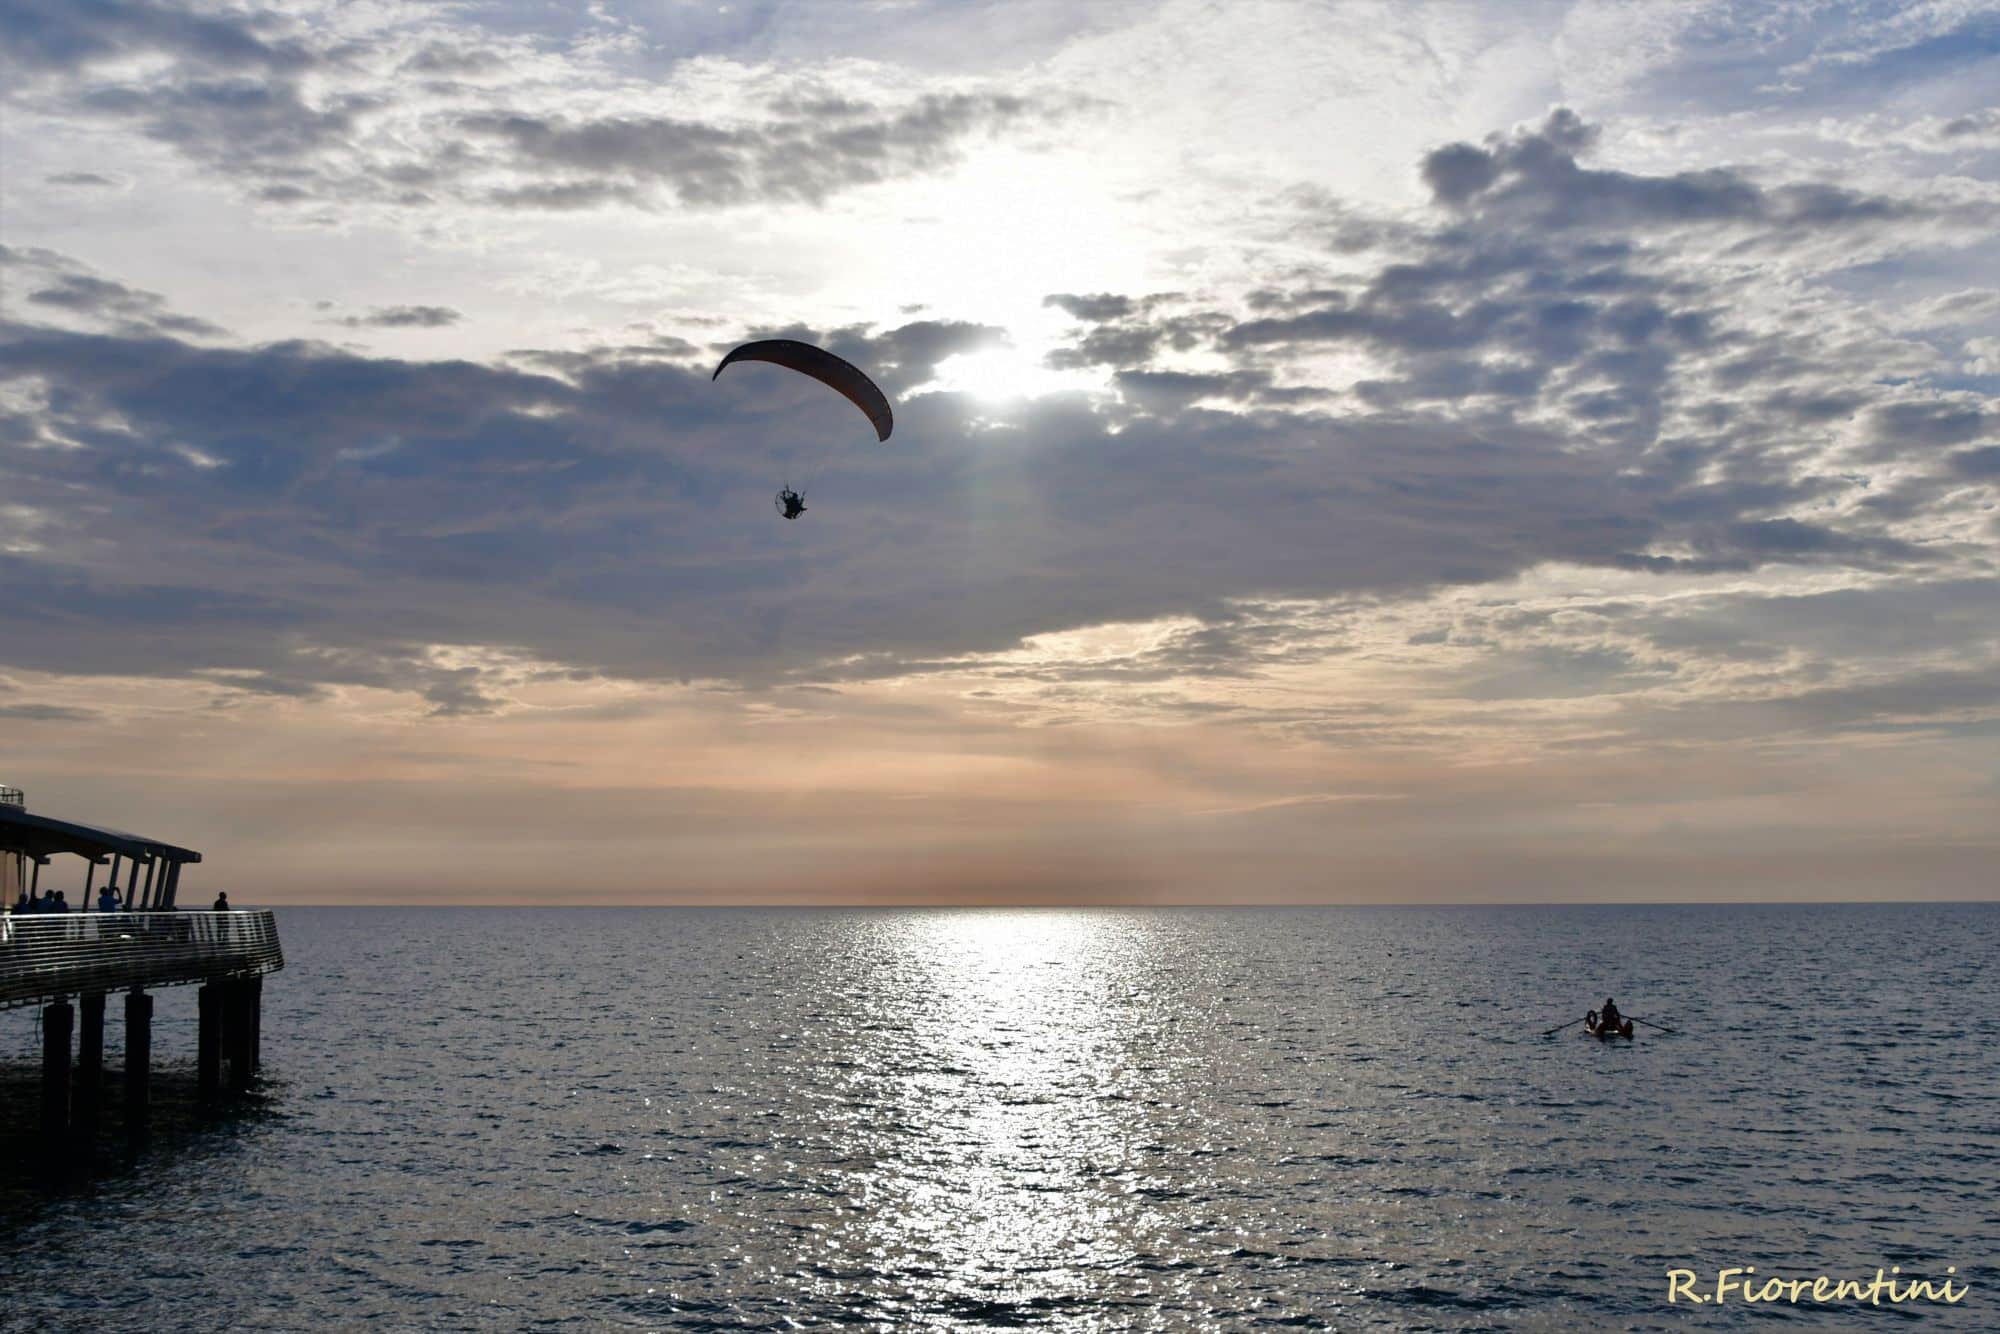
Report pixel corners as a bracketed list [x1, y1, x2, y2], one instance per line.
[0, 804, 202, 865]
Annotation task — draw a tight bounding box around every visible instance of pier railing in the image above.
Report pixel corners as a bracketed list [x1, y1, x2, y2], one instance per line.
[0, 910, 283, 1012]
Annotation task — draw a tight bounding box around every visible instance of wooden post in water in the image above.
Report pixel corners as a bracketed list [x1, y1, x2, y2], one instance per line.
[124, 989, 152, 1142]
[197, 983, 221, 1101]
[75, 991, 106, 1146]
[42, 999, 73, 1164]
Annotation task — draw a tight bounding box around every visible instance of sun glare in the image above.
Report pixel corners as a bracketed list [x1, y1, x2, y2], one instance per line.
[925, 347, 1102, 404]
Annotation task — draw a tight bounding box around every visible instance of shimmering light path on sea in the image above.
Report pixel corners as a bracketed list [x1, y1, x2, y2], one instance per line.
[2, 904, 1994, 1330]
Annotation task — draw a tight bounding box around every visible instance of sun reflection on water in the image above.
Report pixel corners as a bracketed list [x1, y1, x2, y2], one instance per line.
[806, 910, 1195, 1321]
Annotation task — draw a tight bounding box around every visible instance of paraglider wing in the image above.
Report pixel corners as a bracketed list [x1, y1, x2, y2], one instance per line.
[712, 339, 893, 442]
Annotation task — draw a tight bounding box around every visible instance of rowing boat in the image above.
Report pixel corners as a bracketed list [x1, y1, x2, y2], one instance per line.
[1584, 1018, 1634, 1039]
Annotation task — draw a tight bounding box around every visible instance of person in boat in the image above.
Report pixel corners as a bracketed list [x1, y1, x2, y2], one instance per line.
[776, 487, 806, 520]
[1599, 998, 1623, 1029]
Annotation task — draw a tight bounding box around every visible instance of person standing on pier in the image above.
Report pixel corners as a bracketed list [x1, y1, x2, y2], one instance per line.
[97, 883, 123, 913]
[213, 892, 230, 911]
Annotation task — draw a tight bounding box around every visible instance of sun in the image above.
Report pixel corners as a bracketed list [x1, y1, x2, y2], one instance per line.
[924, 347, 1101, 404]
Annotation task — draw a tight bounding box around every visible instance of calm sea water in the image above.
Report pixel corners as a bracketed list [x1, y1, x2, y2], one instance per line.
[1, 905, 1994, 1330]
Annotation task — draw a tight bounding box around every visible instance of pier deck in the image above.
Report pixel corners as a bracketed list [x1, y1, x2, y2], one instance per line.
[1, 910, 284, 1012]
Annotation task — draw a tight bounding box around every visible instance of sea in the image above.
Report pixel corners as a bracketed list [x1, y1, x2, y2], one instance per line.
[1, 904, 1994, 1331]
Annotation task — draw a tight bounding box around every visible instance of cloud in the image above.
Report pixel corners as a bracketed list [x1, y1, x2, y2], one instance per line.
[1951, 445, 2000, 478]
[1044, 293, 1137, 322]
[1910, 289, 2000, 326]
[459, 91, 1064, 209]
[15, 0, 1080, 217]
[1, 245, 227, 338]
[1, 95, 1992, 742]
[1420, 109, 1919, 232]
[0, 290, 1948, 706]
[0, 702, 99, 721]
[0, 0, 319, 80]
[1868, 398, 1994, 450]
[337, 305, 463, 329]
[78, 77, 373, 180]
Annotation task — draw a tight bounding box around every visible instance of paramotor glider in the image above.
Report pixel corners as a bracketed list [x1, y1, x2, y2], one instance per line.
[712, 339, 893, 443]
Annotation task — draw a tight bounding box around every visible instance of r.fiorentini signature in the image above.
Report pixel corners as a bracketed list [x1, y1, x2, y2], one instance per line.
[1668, 1266, 1966, 1306]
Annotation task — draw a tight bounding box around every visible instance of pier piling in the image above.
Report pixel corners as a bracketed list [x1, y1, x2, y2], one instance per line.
[250, 976, 264, 1072]
[197, 983, 220, 1102]
[226, 979, 253, 1093]
[41, 999, 73, 1162]
[124, 989, 152, 1141]
[75, 991, 106, 1145]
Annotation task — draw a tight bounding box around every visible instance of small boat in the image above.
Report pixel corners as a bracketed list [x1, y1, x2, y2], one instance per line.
[1585, 1017, 1634, 1039]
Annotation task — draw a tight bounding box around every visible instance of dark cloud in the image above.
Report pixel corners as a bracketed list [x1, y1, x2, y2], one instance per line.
[397, 43, 504, 78]
[459, 92, 1058, 209]
[1622, 667, 2000, 743]
[1, 246, 227, 338]
[338, 305, 463, 329]
[1628, 579, 2000, 665]
[1868, 399, 1992, 450]
[1046, 308, 1228, 371]
[3, 1, 358, 204]
[0, 703, 100, 722]
[1950, 445, 2000, 478]
[485, 180, 642, 210]
[1111, 370, 1269, 414]
[1044, 293, 1135, 323]
[79, 78, 371, 179]
[0, 0, 318, 79]
[11, 5, 1067, 212]
[1046, 325, 1163, 370]
[1420, 108, 1918, 231]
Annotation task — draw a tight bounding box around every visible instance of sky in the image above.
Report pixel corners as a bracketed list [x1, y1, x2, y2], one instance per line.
[1, 0, 1997, 904]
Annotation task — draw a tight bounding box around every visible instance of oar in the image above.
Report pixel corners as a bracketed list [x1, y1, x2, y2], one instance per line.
[1629, 1016, 1678, 1035]
[1542, 1017, 1586, 1036]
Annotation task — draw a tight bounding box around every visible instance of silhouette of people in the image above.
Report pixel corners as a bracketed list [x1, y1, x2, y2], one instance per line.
[98, 884, 123, 913]
[1599, 997, 1623, 1028]
[10, 891, 25, 914]
[48, 890, 69, 913]
[213, 891, 230, 911]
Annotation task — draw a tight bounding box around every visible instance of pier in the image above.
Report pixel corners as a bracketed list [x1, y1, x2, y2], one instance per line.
[1, 789, 283, 1172]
